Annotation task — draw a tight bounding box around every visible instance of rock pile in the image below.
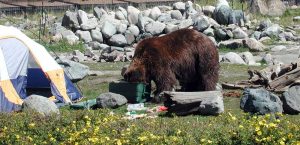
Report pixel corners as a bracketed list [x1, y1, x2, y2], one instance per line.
[50, 1, 299, 65]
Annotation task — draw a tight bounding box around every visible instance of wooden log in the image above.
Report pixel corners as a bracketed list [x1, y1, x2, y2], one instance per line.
[222, 83, 262, 90]
[163, 91, 224, 116]
[268, 67, 300, 91]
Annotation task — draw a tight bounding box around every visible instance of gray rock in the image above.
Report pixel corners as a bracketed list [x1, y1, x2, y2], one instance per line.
[261, 24, 283, 38]
[164, 23, 179, 33]
[75, 30, 92, 43]
[80, 18, 98, 30]
[173, 2, 185, 12]
[84, 47, 95, 57]
[218, 39, 244, 49]
[232, 27, 248, 39]
[240, 88, 283, 115]
[109, 34, 127, 47]
[203, 27, 214, 37]
[282, 32, 295, 41]
[145, 21, 166, 35]
[282, 86, 300, 114]
[77, 10, 88, 25]
[208, 17, 221, 28]
[257, 19, 272, 31]
[178, 19, 193, 29]
[72, 50, 86, 62]
[203, 6, 215, 16]
[137, 14, 153, 33]
[88, 41, 102, 50]
[117, 23, 127, 34]
[229, 10, 244, 26]
[101, 50, 125, 62]
[240, 51, 256, 65]
[157, 13, 172, 23]
[293, 16, 300, 22]
[49, 23, 66, 36]
[101, 21, 117, 38]
[57, 58, 89, 81]
[171, 10, 183, 20]
[98, 43, 110, 50]
[125, 31, 135, 45]
[115, 10, 126, 20]
[149, 7, 161, 20]
[111, 46, 125, 52]
[96, 92, 127, 109]
[271, 45, 287, 52]
[62, 11, 79, 29]
[94, 7, 107, 19]
[213, 5, 232, 25]
[22, 95, 60, 117]
[249, 0, 286, 16]
[215, 29, 228, 40]
[127, 25, 140, 36]
[226, 29, 233, 38]
[251, 31, 262, 40]
[243, 38, 266, 52]
[91, 29, 103, 43]
[118, 6, 128, 19]
[127, 6, 140, 25]
[183, 1, 197, 19]
[221, 52, 246, 64]
[158, 6, 172, 12]
[193, 15, 210, 32]
[262, 53, 273, 64]
[61, 30, 79, 44]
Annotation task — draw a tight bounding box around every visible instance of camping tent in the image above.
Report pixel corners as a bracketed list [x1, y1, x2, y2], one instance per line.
[0, 25, 82, 112]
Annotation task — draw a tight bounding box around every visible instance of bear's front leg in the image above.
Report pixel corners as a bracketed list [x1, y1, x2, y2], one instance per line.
[152, 71, 177, 103]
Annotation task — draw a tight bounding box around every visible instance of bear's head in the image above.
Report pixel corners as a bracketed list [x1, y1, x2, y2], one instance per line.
[123, 58, 148, 83]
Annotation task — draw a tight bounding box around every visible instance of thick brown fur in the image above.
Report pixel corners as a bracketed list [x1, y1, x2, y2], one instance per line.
[124, 28, 219, 101]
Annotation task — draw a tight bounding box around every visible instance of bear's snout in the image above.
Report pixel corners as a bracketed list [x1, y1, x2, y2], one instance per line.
[124, 70, 143, 82]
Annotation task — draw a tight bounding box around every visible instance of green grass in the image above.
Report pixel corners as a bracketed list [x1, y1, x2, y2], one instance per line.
[43, 40, 86, 52]
[218, 46, 250, 53]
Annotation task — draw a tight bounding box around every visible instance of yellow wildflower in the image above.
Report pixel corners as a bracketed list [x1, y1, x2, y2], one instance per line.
[116, 139, 122, 145]
[255, 126, 260, 131]
[257, 131, 262, 136]
[239, 125, 244, 128]
[207, 140, 213, 144]
[138, 136, 148, 142]
[201, 139, 206, 142]
[29, 123, 35, 128]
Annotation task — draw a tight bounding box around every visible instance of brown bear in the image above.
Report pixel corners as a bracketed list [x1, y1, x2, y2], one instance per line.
[123, 28, 219, 102]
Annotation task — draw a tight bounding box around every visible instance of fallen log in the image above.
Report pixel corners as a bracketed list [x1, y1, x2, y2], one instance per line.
[222, 82, 262, 90]
[268, 67, 300, 92]
[163, 91, 224, 116]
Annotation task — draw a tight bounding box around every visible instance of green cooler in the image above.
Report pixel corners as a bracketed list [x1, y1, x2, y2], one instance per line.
[109, 80, 151, 103]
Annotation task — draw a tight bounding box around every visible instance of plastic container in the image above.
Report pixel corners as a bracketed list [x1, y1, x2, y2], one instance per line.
[109, 80, 151, 103]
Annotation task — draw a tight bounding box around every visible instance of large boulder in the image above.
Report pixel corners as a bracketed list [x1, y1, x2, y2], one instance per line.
[60, 29, 79, 45]
[91, 28, 103, 43]
[215, 28, 228, 40]
[241, 88, 283, 114]
[81, 18, 98, 30]
[261, 24, 283, 38]
[228, 10, 244, 26]
[75, 30, 92, 43]
[22, 95, 60, 117]
[149, 7, 161, 20]
[101, 21, 117, 39]
[240, 51, 256, 65]
[232, 27, 248, 39]
[137, 14, 154, 33]
[62, 11, 79, 29]
[56, 58, 89, 81]
[77, 10, 88, 25]
[249, 0, 286, 16]
[173, 2, 185, 12]
[171, 10, 183, 20]
[157, 13, 172, 23]
[203, 6, 215, 16]
[145, 21, 166, 35]
[127, 25, 140, 37]
[243, 38, 266, 52]
[96, 92, 127, 109]
[94, 7, 107, 19]
[127, 6, 140, 25]
[183, 1, 197, 19]
[116, 23, 127, 34]
[213, 5, 232, 25]
[282, 86, 300, 114]
[193, 15, 210, 32]
[221, 52, 246, 64]
[178, 19, 193, 29]
[164, 23, 179, 33]
[109, 34, 127, 47]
